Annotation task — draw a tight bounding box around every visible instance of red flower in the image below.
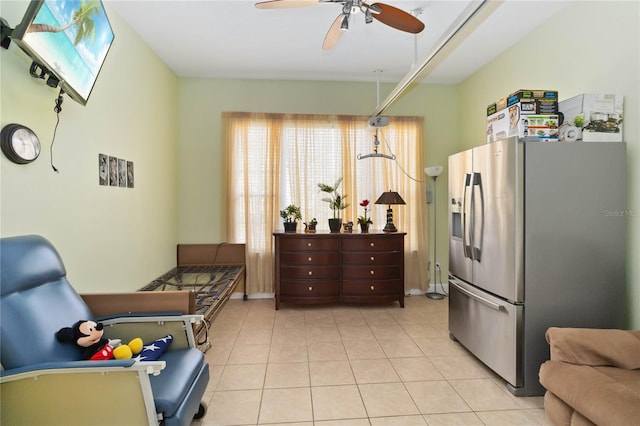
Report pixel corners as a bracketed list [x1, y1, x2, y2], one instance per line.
[358, 199, 372, 225]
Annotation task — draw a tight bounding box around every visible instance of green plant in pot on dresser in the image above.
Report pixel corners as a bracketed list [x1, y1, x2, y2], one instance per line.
[280, 204, 302, 232]
[318, 178, 349, 233]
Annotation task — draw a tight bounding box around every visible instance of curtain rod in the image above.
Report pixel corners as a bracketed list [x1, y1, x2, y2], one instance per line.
[372, 0, 502, 117]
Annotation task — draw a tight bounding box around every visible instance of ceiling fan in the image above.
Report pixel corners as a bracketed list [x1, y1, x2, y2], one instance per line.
[255, 0, 425, 50]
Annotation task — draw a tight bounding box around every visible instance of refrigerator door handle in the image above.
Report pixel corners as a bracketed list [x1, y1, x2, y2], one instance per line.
[463, 173, 473, 258]
[473, 172, 484, 262]
[453, 280, 504, 311]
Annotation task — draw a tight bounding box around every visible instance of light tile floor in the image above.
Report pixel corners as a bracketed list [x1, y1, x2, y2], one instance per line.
[194, 295, 552, 426]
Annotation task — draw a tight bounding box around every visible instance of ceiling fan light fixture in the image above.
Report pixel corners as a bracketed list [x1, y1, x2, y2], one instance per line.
[365, 9, 373, 24]
[368, 4, 382, 14]
[340, 15, 349, 32]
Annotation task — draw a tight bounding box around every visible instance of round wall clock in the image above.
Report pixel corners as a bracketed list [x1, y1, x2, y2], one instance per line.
[1, 123, 41, 164]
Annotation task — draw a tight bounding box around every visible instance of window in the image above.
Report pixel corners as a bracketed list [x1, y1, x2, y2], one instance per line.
[223, 112, 428, 294]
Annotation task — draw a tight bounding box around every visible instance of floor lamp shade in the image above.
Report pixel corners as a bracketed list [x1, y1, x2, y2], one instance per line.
[375, 191, 405, 233]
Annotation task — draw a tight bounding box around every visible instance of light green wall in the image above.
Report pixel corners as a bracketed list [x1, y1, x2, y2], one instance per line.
[178, 1, 639, 327]
[177, 78, 458, 274]
[0, 1, 180, 293]
[2, 0, 637, 327]
[457, 1, 639, 328]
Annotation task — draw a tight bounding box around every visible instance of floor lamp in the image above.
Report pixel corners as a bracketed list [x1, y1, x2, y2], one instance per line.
[425, 166, 445, 300]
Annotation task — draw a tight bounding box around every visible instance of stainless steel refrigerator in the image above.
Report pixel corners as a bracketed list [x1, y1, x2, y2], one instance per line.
[448, 137, 627, 396]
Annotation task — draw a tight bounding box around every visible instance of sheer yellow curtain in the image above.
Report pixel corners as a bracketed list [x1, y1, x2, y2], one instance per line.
[224, 112, 428, 294]
[383, 117, 428, 291]
[223, 112, 282, 294]
[337, 115, 428, 290]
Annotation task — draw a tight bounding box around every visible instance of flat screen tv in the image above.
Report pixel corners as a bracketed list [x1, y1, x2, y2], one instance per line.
[11, 0, 114, 106]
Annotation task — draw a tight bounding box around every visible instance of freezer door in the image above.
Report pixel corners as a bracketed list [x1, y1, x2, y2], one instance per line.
[449, 276, 523, 388]
[448, 149, 473, 284]
[471, 138, 523, 302]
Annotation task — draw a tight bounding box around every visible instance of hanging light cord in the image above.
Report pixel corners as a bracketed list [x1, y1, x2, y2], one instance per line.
[50, 89, 64, 173]
[378, 130, 426, 183]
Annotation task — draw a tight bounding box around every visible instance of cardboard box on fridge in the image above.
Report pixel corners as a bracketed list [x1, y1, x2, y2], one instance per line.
[558, 94, 623, 142]
[507, 90, 559, 115]
[487, 90, 558, 117]
[487, 90, 559, 142]
[487, 108, 559, 142]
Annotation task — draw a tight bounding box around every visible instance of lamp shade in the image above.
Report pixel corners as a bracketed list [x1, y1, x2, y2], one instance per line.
[375, 191, 406, 206]
[375, 191, 405, 232]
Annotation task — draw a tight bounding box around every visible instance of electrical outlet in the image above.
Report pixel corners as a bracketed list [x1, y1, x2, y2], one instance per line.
[435, 262, 441, 270]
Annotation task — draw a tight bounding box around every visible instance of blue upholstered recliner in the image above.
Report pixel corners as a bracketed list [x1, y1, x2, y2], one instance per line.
[0, 235, 209, 426]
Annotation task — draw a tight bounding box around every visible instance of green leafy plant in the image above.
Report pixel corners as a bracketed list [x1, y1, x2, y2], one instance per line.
[318, 178, 349, 218]
[279, 204, 302, 223]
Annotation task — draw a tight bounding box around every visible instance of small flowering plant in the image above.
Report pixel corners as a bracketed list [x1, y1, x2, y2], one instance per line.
[357, 199, 373, 225]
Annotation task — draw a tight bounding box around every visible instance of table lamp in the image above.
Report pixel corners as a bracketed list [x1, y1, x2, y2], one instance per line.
[375, 191, 405, 232]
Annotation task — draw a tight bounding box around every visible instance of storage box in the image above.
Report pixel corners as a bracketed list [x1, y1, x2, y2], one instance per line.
[487, 109, 559, 142]
[487, 97, 508, 116]
[507, 90, 558, 115]
[487, 90, 558, 117]
[558, 94, 623, 142]
[487, 90, 559, 142]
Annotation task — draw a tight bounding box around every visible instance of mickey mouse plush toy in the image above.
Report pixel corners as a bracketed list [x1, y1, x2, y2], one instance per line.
[56, 320, 143, 360]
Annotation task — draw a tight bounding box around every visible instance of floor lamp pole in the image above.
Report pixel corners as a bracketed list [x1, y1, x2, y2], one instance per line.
[426, 175, 444, 300]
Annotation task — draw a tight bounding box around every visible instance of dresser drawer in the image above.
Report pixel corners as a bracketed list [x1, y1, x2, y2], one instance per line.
[281, 252, 340, 266]
[341, 237, 403, 252]
[341, 265, 402, 280]
[274, 232, 405, 310]
[279, 237, 340, 252]
[342, 279, 403, 296]
[280, 266, 340, 280]
[341, 252, 401, 266]
[280, 280, 340, 297]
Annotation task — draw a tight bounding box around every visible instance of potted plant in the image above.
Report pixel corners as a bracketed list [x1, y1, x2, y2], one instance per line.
[304, 218, 318, 233]
[280, 204, 302, 232]
[318, 178, 349, 233]
[357, 199, 373, 233]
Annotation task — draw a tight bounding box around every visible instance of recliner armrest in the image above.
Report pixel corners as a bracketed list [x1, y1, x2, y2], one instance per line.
[100, 313, 203, 324]
[1, 359, 165, 425]
[546, 327, 640, 369]
[1, 359, 166, 382]
[100, 314, 204, 350]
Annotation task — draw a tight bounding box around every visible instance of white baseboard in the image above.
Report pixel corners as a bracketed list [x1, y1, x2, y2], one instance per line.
[426, 283, 449, 294]
[230, 292, 274, 300]
[232, 289, 448, 299]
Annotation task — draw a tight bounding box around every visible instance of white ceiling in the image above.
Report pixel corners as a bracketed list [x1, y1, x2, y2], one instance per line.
[106, 0, 571, 85]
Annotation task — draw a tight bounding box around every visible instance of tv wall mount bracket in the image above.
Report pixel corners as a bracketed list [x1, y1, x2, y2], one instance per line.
[1, 17, 13, 49]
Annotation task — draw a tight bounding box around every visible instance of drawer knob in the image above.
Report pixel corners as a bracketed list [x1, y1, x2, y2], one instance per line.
[308, 257, 312, 262]
[307, 242, 312, 247]
[370, 285, 375, 291]
[370, 242, 375, 247]
[308, 286, 313, 291]
[370, 256, 375, 261]
[308, 271, 313, 276]
[370, 270, 375, 275]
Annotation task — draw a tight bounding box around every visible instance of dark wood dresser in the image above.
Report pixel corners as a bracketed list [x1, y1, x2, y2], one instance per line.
[273, 232, 405, 309]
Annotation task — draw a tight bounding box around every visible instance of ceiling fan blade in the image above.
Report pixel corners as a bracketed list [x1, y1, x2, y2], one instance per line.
[371, 2, 425, 34]
[255, 0, 318, 9]
[322, 13, 345, 51]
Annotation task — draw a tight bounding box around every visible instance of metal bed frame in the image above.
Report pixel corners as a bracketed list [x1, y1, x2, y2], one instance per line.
[139, 243, 246, 351]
